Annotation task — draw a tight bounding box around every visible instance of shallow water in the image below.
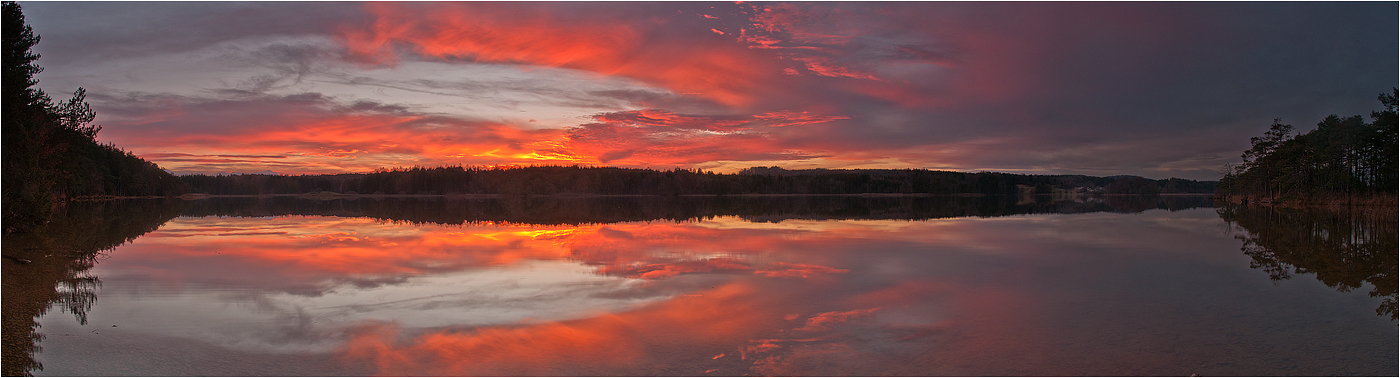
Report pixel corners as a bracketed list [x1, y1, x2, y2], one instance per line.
[7, 196, 1396, 376]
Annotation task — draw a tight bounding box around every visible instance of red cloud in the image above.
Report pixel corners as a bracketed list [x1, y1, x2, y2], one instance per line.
[109, 3, 1044, 175]
[340, 2, 785, 107]
[97, 94, 576, 174]
[555, 109, 847, 166]
[754, 261, 850, 278]
[793, 308, 880, 331]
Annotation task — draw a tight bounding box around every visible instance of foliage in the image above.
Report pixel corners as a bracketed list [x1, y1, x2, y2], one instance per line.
[1105, 176, 1161, 195]
[2, 2, 186, 234]
[178, 195, 1216, 227]
[1218, 90, 1399, 202]
[180, 165, 1216, 197]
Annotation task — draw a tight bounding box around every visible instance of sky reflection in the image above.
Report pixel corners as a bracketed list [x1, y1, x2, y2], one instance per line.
[34, 209, 1397, 376]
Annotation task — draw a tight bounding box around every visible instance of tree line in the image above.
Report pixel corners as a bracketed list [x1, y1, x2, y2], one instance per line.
[3, 2, 186, 234]
[180, 165, 1216, 197]
[1217, 89, 1398, 204]
[178, 195, 1216, 227]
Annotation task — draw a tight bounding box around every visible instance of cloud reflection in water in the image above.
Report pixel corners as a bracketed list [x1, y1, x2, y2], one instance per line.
[45, 208, 1395, 376]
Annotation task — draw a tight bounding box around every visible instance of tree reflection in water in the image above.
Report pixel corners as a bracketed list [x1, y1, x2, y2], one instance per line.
[1218, 205, 1398, 320]
[178, 194, 1215, 226]
[2, 194, 1217, 376]
[0, 200, 184, 376]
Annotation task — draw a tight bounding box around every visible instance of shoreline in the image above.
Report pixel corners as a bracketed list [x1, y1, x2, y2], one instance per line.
[1214, 193, 1398, 209]
[62, 192, 1220, 201]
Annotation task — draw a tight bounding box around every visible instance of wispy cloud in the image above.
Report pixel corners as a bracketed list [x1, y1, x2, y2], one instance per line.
[24, 1, 1397, 179]
[559, 109, 846, 166]
[341, 2, 785, 108]
[89, 90, 565, 174]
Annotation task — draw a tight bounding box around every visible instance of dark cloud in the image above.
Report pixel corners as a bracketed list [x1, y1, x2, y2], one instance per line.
[337, 100, 411, 115]
[209, 42, 345, 95]
[23, 2, 370, 66]
[712, 2, 1398, 178]
[20, 1, 1398, 179]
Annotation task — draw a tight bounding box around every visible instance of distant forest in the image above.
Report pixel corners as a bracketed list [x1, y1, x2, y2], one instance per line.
[180, 166, 1215, 197]
[1217, 89, 1398, 204]
[178, 195, 1216, 227]
[2, 2, 185, 233]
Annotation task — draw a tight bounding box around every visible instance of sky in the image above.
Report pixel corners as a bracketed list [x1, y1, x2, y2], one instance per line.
[20, 1, 1398, 180]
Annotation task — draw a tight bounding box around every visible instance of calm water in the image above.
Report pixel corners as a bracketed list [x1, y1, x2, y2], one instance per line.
[4, 196, 1395, 376]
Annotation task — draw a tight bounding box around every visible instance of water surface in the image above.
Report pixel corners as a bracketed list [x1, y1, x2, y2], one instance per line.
[6, 196, 1395, 376]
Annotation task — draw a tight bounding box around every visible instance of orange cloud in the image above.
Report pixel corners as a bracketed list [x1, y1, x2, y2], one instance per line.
[791, 56, 881, 80]
[736, 3, 885, 83]
[98, 3, 1035, 176]
[555, 109, 847, 166]
[793, 308, 880, 331]
[101, 94, 576, 174]
[754, 261, 850, 278]
[341, 2, 784, 107]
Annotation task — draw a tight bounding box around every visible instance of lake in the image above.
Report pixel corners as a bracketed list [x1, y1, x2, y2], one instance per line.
[3, 195, 1395, 376]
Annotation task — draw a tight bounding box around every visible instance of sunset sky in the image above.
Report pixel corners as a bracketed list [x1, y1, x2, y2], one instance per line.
[21, 1, 1398, 180]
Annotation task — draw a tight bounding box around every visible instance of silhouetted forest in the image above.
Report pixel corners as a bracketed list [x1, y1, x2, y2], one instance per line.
[180, 195, 1214, 227]
[181, 165, 1215, 197]
[2, 2, 187, 234]
[1217, 90, 1398, 204]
